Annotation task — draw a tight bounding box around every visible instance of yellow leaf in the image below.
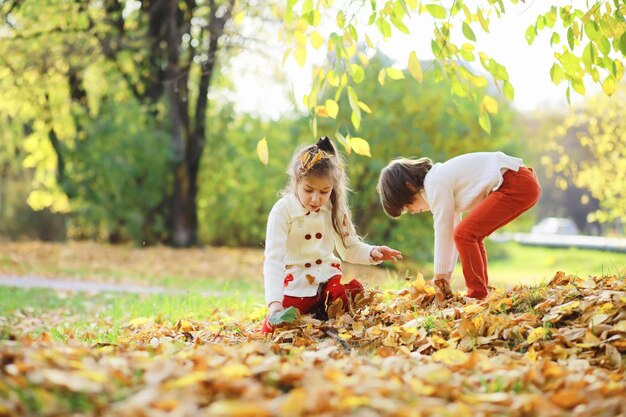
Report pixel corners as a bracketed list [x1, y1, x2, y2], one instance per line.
[412, 273, 426, 291]
[430, 334, 448, 348]
[350, 111, 361, 131]
[527, 327, 548, 343]
[378, 69, 386, 86]
[464, 304, 486, 314]
[128, 317, 153, 327]
[525, 347, 539, 362]
[164, 371, 207, 389]
[177, 319, 194, 332]
[256, 137, 269, 166]
[325, 99, 339, 118]
[365, 33, 374, 48]
[408, 378, 436, 395]
[432, 348, 469, 366]
[386, 67, 405, 80]
[326, 70, 340, 87]
[481, 95, 499, 114]
[470, 75, 488, 88]
[357, 101, 372, 114]
[207, 400, 270, 417]
[280, 388, 307, 415]
[315, 105, 329, 117]
[310, 31, 324, 49]
[408, 51, 423, 83]
[349, 137, 371, 157]
[220, 363, 252, 379]
[340, 396, 370, 409]
[76, 370, 107, 383]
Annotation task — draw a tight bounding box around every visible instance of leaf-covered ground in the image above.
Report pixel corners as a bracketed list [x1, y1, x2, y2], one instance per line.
[1, 271, 625, 417]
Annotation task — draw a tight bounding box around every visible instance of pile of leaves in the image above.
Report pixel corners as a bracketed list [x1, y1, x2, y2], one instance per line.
[1, 272, 625, 416]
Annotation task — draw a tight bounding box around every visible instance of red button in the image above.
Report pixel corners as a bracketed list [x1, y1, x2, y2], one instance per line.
[315, 232, 322, 239]
[305, 234, 311, 240]
[315, 259, 322, 265]
[305, 263, 311, 268]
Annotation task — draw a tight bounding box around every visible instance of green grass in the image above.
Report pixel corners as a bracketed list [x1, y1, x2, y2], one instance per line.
[486, 242, 626, 286]
[0, 285, 265, 344]
[370, 242, 626, 293]
[2, 244, 625, 345]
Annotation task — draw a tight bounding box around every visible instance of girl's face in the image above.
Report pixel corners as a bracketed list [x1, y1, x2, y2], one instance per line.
[406, 191, 429, 214]
[296, 175, 333, 212]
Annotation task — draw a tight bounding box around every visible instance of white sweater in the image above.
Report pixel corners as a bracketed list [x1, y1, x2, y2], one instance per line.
[422, 152, 524, 274]
[263, 192, 377, 305]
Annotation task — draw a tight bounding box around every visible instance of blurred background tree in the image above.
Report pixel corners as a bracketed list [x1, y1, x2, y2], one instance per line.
[542, 85, 626, 234]
[0, 0, 623, 253]
[0, 0, 263, 246]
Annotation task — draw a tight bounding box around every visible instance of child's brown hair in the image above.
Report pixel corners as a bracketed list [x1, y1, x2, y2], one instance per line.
[282, 137, 357, 246]
[377, 157, 433, 218]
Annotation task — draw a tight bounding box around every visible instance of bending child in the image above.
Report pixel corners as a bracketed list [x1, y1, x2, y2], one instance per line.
[377, 151, 541, 300]
[262, 137, 402, 333]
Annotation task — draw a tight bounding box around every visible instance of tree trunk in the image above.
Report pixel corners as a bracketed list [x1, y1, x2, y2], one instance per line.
[165, 0, 234, 247]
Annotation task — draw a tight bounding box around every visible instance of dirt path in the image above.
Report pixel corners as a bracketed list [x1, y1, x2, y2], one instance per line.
[0, 241, 395, 289]
[0, 274, 233, 296]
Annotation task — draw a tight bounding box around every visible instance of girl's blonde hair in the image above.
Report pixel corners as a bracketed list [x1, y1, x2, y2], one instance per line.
[282, 137, 357, 245]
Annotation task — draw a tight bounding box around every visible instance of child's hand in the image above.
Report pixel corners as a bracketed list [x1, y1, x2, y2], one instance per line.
[262, 302, 285, 334]
[370, 246, 403, 263]
[268, 301, 284, 316]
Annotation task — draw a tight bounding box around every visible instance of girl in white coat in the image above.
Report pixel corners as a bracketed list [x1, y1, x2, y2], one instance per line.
[262, 137, 402, 333]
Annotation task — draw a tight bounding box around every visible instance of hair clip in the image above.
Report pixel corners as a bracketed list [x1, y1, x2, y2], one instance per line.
[299, 137, 336, 176]
[299, 147, 323, 174]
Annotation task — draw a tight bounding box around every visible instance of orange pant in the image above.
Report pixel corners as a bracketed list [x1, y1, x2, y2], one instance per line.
[453, 167, 541, 299]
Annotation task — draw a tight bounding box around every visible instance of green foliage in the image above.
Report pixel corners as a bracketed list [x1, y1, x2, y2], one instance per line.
[283, 0, 625, 138]
[65, 100, 171, 242]
[198, 110, 311, 246]
[0, 0, 251, 246]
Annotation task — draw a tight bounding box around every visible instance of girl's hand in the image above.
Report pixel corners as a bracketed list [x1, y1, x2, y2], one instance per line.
[433, 276, 454, 301]
[268, 301, 284, 316]
[370, 246, 403, 263]
[262, 302, 285, 334]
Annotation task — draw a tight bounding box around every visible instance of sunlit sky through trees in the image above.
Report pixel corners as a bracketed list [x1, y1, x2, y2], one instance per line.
[228, 1, 601, 120]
